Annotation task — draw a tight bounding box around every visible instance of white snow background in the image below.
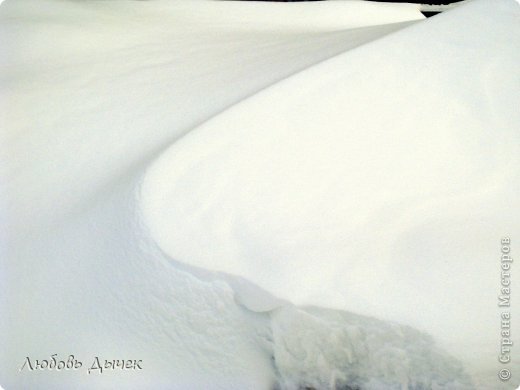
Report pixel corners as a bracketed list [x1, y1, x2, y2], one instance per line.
[1, 0, 519, 389]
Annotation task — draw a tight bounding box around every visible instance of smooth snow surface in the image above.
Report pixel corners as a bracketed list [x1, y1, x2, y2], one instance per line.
[1, 0, 519, 389]
[141, 0, 520, 386]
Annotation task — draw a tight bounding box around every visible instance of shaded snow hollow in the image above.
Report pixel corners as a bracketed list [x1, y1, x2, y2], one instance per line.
[1, 0, 519, 389]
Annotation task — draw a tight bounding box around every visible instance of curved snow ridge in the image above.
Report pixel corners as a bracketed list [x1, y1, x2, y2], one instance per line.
[139, 0, 520, 387]
[129, 18, 425, 313]
[132, 19, 425, 313]
[1, 0, 421, 245]
[137, 8, 436, 282]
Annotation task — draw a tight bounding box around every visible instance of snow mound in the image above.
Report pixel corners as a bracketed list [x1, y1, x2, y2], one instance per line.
[140, 0, 520, 387]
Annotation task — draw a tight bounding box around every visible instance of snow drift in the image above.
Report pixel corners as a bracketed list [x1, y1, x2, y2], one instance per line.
[1, 0, 519, 389]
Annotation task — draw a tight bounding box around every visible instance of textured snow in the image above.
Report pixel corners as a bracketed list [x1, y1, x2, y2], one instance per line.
[271, 306, 473, 389]
[1, 0, 519, 389]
